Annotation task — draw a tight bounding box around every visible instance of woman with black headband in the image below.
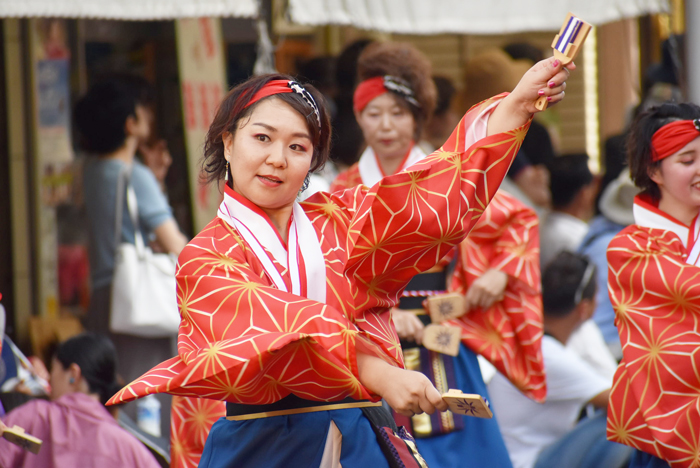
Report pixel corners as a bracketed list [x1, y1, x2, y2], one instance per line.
[107, 56, 572, 467]
[607, 105, 700, 468]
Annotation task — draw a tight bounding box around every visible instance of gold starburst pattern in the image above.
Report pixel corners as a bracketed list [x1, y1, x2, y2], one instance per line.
[607, 225, 700, 466]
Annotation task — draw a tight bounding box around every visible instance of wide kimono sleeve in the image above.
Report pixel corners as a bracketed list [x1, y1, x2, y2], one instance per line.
[109, 221, 381, 407]
[606, 226, 700, 467]
[447, 191, 546, 402]
[328, 94, 529, 314]
[302, 95, 528, 369]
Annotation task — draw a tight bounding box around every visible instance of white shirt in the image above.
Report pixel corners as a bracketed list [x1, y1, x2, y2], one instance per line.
[488, 335, 611, 468]
[539, 211, 589, 267]
[566, 319, 618, 382]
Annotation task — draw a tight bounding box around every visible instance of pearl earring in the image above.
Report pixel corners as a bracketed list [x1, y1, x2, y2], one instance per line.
[225, 161, 230, 182]
[69, 377, 75, 384]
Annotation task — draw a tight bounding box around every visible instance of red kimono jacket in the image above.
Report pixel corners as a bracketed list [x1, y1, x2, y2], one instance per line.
[333, 144, 545, 403]
[108, 95, 528, 467]
[447, 190, 546, 402]
[607, 194, 700, 467]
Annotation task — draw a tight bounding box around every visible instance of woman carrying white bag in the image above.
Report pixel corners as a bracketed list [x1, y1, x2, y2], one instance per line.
[76, 77, 187, 437]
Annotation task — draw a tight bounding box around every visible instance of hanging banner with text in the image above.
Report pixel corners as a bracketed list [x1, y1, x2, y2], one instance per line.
[175, 18, 227, 232]
[29, 18, 75, 318]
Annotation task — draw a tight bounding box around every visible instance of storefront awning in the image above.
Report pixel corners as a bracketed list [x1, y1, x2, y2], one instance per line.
[288, 0, 668, 34]
[0, 0, 258, 20]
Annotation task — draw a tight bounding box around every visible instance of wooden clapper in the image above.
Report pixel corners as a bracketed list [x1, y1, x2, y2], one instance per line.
[420, 293, 494, 418]
[535, 12, 592, 111]
[2, 424, 42, 454]
[422, 293, 465, 357]
[442, 389, 494, 419]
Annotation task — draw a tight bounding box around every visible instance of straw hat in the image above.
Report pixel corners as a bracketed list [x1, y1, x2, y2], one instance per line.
[463, 49, 531, 109]
[598, 168, 640, 226]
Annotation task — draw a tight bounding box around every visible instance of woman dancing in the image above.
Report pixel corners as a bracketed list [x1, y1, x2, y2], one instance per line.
[109, 55, 571, 466]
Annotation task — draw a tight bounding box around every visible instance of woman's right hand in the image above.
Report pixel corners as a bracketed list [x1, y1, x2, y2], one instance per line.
[357, 353, 448, 417]
[380, 367, 448, 417]
[391, 308, 425, 344]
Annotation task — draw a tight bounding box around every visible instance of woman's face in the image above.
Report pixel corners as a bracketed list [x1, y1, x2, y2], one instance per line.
[223, 98, 313, 214]
[356, 93, 416, 161]
[650, 137, 700, 220]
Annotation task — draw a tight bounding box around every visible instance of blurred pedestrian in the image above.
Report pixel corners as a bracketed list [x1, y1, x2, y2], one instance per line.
[330, 39, 374, 170]
[540, 153, 598, 267]
[74, 77, 187, 436]
[489, 252, 631, 468]
[419, 75, 459, 154]
[0, 333, 160, 468]
[463, 49, 552, 212]
[578, 170, 639, 360]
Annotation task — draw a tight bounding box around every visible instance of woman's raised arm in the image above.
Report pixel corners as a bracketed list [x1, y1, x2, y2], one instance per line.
[316, 59, 574, 318]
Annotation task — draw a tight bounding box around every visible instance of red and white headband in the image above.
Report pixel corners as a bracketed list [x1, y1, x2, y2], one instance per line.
[353, 75, 420, 113]
[245, 79, 321, 130]
[651, 119, 700, 162]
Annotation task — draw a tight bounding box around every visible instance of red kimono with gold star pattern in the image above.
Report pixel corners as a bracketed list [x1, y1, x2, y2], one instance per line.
[607, 194, 700, 467]
[447, 190, 546, 402]
[333, 151, 545, 402]
[108, 95, 529, 467]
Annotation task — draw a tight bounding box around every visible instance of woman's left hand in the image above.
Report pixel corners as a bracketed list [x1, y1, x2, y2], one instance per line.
[464, 269, 508, 311]
[488, 57, 575, 136]
[510, 56, 576, 114]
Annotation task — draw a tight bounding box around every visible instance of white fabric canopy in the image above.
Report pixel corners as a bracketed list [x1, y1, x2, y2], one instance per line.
[0, 0, 257, 20]
[288, 0, 668, 34]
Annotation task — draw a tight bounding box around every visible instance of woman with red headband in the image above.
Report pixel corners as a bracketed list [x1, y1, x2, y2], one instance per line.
[332, 42, 546, 468]
[606, 103, 700, 468]
[331, 42, 435, 192]
[106, 58, 571, 467]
